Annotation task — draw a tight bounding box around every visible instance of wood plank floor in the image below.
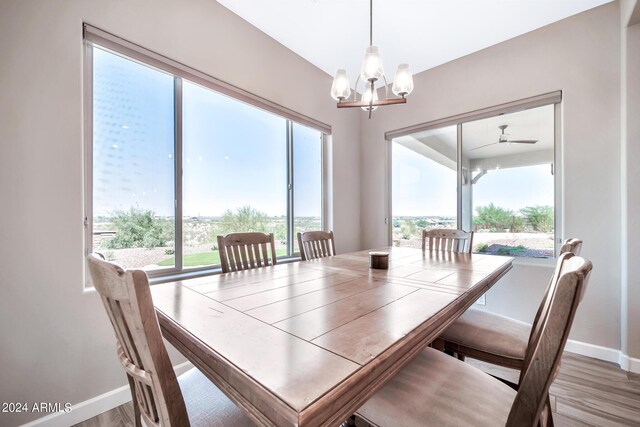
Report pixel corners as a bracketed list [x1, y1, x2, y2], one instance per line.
[74, 352, 640, 427]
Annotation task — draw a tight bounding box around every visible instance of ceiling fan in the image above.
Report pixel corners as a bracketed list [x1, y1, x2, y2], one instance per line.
[470, 125, 538, 151]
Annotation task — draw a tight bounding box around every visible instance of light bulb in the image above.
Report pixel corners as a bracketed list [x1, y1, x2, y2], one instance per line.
[361, 84, 379, 111]
[330, 69, 351, 101]
[360, 46, 384, 81]
[392, 64, 414, 96]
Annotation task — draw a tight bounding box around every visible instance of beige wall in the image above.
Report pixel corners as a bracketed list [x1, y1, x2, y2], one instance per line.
[622, 0, 640, 359]
[0, 1, 361, 425]
[360, 2, 622, 350]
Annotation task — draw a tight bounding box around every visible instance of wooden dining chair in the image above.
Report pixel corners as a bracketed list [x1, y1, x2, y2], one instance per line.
[217, 232, 277, 273]
[560, 238, 583, 257]
[439, 238, 584, 376]
[422, 228, 474, 253]
[356, 252, 592, 427]
[297, 230, 336, 261]
[86, 253, 255, 427]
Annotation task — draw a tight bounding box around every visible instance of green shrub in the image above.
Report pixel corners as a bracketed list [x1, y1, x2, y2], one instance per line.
[216, 206, 269, 236]
[274, 222, 287, 244]
[473, 203, 513, 231]
[400, 219, 417, 239]
[497, 245, 527, 256]
[476, 243, 489, 253]
[105, 207, 167, 249]
[521, 205, 553, 232]
[512, 216, 525, 233]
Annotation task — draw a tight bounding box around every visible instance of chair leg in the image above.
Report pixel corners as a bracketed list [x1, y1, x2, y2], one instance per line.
[127, 375, 142, 427]
[538, 394, 554, 427]
[457, 353, 466, 362]
[545, 394, 555, 427]
[432, 338, 445, 351]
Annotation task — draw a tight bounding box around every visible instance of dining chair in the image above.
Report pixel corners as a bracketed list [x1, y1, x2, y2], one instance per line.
[86, 253, 255, 427]
[560, 238, 583, 257]
[217, 232, 277, 273]
[297, 230, 336, 261]
[439, 238, 584, 377]
[356, 252, 592, 427]
[422, 228, 474, 253]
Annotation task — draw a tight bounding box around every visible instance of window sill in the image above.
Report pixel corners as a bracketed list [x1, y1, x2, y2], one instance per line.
[149, 255, 302, 285]
[511, 256, 556, 268]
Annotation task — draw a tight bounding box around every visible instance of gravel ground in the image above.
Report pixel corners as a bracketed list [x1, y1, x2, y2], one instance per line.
[480, 244, 553, 258]
[394, 232, 554, 258]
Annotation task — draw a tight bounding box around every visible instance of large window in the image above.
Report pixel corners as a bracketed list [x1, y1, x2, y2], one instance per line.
[86, 42, 324, 276]
[391, 102, 558, 258]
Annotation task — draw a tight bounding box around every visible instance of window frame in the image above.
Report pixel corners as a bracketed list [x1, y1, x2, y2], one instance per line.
[83, 25, 329, 284]
[386, 93, 563, 261]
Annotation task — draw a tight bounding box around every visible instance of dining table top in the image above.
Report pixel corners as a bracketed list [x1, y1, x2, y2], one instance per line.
[151, 246, 513, 427]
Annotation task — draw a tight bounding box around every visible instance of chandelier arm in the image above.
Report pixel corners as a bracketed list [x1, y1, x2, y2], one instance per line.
[354, 75, 362, 101]
[368, 80, 374, 119]
[336, 98, 407, 108]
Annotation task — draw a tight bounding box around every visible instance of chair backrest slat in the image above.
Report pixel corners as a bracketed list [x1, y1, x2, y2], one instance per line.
[261, 242, 269, 266]
[422, 229, 473, 254]
[217, 232, 277, 273]
[508, 253, 592, 426]
[87, 254, 189, 427]
[297, 231, 336, 261]
[560, 238, 583, 256]
[232, 245, 242, 271]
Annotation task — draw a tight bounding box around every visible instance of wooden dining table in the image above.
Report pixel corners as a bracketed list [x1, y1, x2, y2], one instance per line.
[151, 246, 513, 427]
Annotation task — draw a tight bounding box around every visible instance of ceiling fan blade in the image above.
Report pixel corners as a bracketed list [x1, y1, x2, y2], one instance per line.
[507, 139, 538, 144]
[469, 142, 499, 151]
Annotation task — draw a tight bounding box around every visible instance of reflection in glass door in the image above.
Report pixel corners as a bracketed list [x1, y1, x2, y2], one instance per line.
[391, 125, 457, 248]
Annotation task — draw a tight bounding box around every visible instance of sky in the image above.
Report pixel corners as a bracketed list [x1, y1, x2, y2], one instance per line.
[392, 142, 554, 218]
[93, 47, 322, 219]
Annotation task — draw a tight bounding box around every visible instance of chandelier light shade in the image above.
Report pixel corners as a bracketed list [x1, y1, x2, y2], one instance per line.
[331, 0, 413, 118]
[392, 64, 414, 97]
[361, 83, 379, 111]
[331, 69, 351, 101]
[360, 46, 384, 81]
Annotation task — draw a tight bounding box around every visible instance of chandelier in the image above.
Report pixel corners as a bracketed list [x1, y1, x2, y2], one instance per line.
[330, 0, 414, 118]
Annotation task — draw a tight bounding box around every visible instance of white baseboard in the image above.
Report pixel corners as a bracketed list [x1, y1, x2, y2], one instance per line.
[565, 339, 640, 374]
[20, 362, 193, 427]
[619, 353, 640, 373]
[565, 339, 622, 364]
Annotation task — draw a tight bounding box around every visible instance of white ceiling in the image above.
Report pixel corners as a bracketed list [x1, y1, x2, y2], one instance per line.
[397, 103, 554, 171]
[218, 0, 611, 85]
[462, 104, 555, 160]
